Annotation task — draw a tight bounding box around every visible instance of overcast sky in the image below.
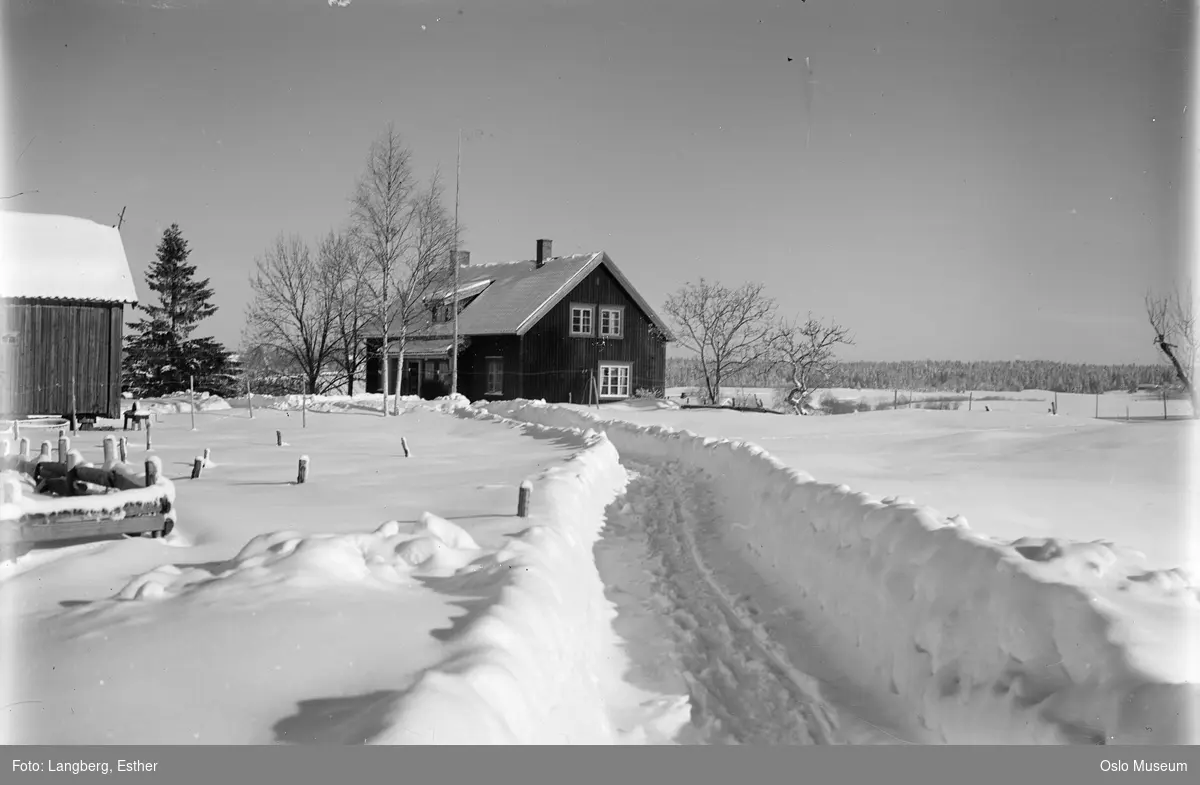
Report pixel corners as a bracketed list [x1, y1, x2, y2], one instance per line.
[5, 0, 1191, 363]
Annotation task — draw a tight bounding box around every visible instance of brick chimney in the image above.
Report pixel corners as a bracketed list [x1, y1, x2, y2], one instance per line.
[456, 250, 470, 267]
[535, 239, 552, 268]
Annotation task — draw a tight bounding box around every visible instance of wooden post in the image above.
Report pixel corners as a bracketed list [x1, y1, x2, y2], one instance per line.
[1163, 389, 1168, 420]
[66, 449, 81, 471]
[302, 394, 308, 428]
[118, 437, 129, 463]
[58, 436, 69, 463]
[894, 390, 898, 409]
[247, 378, 255, 419]
[401, 437, 410, 458]
[146, 420, 153, 450]
[144, 457, 159, 487]
[1053, 392, 1059, 415]
[191, 457, 204, 480]
[189, 375, 197, 431]
[276, 430, 283, 447]
[70, 371, 78, 435]
[38, 441, 51, 462]
[968, 391, 973, 411]
[12, 421, 19, 443]
[517, 480, 532, 518]
[203, 448, 211, 464]
[19, 437, 29, 460]
[58, 427, 65, 439]
[297, 455, 309, 484]
[1095, 394, 1100, 419]
[1126, 406, 1130, 422]
[103, 436, 116, 465]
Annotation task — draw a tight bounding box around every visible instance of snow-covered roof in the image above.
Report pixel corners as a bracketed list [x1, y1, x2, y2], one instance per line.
[0, 211, 139, 304]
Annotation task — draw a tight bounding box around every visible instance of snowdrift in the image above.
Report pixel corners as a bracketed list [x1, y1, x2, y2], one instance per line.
[475, 399, 1198, 745]
[132, 392, 232, 415]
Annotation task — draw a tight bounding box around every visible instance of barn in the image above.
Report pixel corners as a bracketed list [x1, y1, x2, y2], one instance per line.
[0, 211, 139, 425]
[365, 239, 675, 403]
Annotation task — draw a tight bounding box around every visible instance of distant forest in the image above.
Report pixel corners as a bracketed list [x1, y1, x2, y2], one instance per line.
[665, 357, 1181, 395]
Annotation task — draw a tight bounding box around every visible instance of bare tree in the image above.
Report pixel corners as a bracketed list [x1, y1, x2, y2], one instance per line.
[1146, 283, 1197, 415]
[769, 314, 854, 414]
[349, 124, 456, 415]
[243, 233, 339, 395]
[662, 278, 777, 405]
[319, 229, 372, 395]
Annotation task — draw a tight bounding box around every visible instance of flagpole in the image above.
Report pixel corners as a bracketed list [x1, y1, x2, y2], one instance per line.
[451, 128, 462, 397]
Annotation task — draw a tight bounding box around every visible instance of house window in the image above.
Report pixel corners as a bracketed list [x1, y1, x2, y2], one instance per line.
[570, 303, 595, 337]
[485, 357, 504, 395]
[599, 306, 624, 338]
[598, 363, 631, 399]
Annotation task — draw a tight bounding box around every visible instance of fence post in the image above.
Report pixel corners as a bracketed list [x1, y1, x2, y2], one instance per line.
[276, 430, 283, 447]
[189, 375, 197, 431]
[103, 436, 116, 465]
[401, 437, 410, 458]
[1163, 389, 1168, 420]
[118, 437, 129, 463]
[38, 441, 51, 463]
[894, 390, 898, 409]
[18, 437, 29, 460]
[297, 455, 309, 484]
[247, 378, 255, 419]
[968, 391, 973, 411]
[1095, 393, 1099, 419]
[191, 457, 204, 480]
[302, 394, 307, 428]
[203, 448, 211, 464]
[146, 420, 153, 450]
[517, 481, 532, 518]
[58, 436, 69, 463]
[144, 457, 159, 487]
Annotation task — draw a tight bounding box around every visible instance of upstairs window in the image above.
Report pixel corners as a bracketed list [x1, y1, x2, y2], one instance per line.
[599, 306, 624, 339]
[570, 303, 595, 337]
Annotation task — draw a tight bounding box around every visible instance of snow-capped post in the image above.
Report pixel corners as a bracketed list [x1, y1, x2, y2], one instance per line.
[203, 447, 211, 464]
[517, 481, 533, 518]
[297, 455, 309, 484]
[191, 456, 204, 480]
[118, 437, 129, 463]
[66, 449, 81, 471]
[276, 430, 283, 447]
[189, 375, 197, 431]
[58, 436, 69, 463]
[103, 436, 116, 465]
[38, 441, 51, 463]
[144, 456, 159, 487]
[145, 420, 153, 450]
[401, 437, 410, 458]
[18, 437, 29, 460]
[58, 427, 65, 439]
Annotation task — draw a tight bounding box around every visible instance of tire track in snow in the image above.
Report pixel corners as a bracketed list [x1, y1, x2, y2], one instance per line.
[599, 462, 841, 745]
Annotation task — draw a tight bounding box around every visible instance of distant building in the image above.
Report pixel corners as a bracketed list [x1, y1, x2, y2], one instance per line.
[365, 239, 675, 403]
[0, 211, 139, 424]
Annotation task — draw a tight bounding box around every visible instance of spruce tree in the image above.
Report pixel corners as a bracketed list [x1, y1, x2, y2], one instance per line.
[123, 224, 234, 397]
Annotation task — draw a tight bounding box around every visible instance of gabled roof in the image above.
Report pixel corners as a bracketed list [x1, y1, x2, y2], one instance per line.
[0, 211, 139, 303]
[396, 251, 674, 341]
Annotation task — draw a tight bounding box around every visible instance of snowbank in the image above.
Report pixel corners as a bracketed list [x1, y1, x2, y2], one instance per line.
[371, 410, 685, 744]
[476, 399, 1198, 745]
[134, 392, 232, 414]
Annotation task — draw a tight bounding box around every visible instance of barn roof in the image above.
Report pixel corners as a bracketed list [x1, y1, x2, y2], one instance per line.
[0, 211, 139, 304]
[389, 251, 674, 340]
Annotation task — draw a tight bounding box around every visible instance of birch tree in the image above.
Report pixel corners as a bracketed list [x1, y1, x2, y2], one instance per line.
[319, 230, 372, 395]
[349, 124, 456, 415]
[1146, 283, 1198, 416]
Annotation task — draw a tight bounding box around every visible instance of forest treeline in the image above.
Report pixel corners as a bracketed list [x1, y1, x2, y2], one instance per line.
[665, 357, 1180, 394]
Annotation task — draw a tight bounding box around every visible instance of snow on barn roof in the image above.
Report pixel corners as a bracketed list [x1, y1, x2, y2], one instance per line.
[0, 211, 139, 304]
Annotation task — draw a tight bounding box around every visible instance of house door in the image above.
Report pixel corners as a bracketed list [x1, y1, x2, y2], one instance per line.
[401, 361, 421, 396]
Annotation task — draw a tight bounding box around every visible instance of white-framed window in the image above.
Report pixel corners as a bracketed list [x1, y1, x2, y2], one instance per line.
[598, 363, 631, 399]
[599, 306, 624, 338]
[570, 303, 595, 337]
[485, 357, 504, 395]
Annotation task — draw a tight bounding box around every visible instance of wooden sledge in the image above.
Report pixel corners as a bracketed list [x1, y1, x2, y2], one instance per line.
[1, 448, 176, 546]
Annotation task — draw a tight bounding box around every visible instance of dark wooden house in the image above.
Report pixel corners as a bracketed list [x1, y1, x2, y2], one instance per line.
[0, 211, 139, 423]
[366, 240, 675, 403]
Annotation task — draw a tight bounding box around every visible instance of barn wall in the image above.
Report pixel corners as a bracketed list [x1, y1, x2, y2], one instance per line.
[0, 298, 125, 419]
[519, 265, 666, 403]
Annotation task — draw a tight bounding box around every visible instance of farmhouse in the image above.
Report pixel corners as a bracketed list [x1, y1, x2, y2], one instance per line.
[365, 239, 675, 403]
[0, 211, 139, 425]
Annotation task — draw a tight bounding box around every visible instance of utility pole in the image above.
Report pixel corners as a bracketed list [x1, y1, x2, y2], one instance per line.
[451, 128, 462, 397]
[115, 206, 126, 231]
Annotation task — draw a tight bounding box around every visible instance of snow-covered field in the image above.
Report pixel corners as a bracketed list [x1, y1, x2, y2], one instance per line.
[2, 390, 1195, 745]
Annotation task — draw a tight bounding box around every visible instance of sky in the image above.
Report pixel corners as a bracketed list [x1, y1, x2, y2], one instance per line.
[3, 0, 1193, 365]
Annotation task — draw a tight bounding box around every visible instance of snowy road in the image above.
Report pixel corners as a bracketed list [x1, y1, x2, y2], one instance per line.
[596, 461, 920, 745]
